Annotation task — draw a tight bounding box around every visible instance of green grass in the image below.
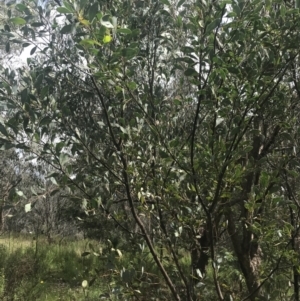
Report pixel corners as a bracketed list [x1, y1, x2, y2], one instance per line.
[0, 234, 291, 301]
[0, 234, 192, 301]
[0, 234, 106, 301]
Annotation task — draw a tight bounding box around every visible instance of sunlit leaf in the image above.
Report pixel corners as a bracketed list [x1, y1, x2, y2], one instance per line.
[59, 153, 69, 167]
[80, 39, 101, 46]
[101, 20, 114, 28]
[103, 35, 112, 43]
[25, 203, 31, 212]
[79, 17, 90, 26]
[16, 190, 26, 198]
[81, 280, 88, 288]
[10, 17, 26, 25]
[57, 7, 72, 14]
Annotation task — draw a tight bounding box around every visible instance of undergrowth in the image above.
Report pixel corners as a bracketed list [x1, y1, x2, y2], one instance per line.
[0, 234, 187, 301]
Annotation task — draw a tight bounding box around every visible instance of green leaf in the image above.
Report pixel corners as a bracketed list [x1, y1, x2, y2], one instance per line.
[88, 243, 95, 251]
[30, 187, 38, 196]
[30, 46, 37, 55]
[6, 118, 18, 135]
[20, 88, 28, 104]
[56, 141, 65, 154]
[169, 138, 180, 148]
[96, 12, 103, 20]
[46, 172, 60, 179]
[16, 3, 27, 12]
[22, 43, 31, 47]
[59, 153, 69, 167]
[31, 22, 44, 27]
[0, 123, 9, 138]
[63, 0, 74, 12]
[127, 81, 137, 90]
[88, 2, 98, 22]
[35, 74, 43, 87]
[10, 17, 26, 25]
[161, 0, 170, 5]
[122, 48, 138, 60]
[206, 18, 220, 34]
[10, 39, 23, 44]
[182, 46, 195, 54]
[117, 28, 132, 34]
[60, 24, 73, 34]
[177, 0, 185, 8]
[50, 177, 58, 185]
[23, 116, 29, 129]
[184, 68, 198, 77]
[41, 86, 49, 99]
[159, 149, 169, 158]
[232, 3, 241, 16]
[39, 116, 52, 126]
[227, 67, 239, 74]
[57, 7, 72, 14]
[80, 39, 101, 46]
[24, 128, 33, 134]
[243, 146, 253, 153]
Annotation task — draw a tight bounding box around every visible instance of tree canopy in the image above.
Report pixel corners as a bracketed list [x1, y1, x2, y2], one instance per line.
[1, 0, 300, 300]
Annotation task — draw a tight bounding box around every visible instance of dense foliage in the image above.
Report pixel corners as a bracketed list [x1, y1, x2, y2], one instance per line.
[1, 0, 300, 300]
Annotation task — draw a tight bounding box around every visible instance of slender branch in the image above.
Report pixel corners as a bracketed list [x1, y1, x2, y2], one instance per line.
[90, 77, 119, 148]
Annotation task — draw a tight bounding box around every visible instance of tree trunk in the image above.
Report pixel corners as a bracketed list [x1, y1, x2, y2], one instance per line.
[0, 203, 3, 232]
[227, 210, 262, 301]
[190, 226, 210, 282]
